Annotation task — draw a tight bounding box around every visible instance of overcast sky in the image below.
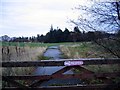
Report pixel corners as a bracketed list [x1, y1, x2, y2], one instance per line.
[1, 0, 92, 37]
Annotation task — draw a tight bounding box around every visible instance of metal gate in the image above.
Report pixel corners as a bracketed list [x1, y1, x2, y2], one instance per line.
[1, 58, 120, 90]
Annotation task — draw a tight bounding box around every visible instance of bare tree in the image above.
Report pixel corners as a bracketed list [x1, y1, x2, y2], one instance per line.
[71, 1, 120, 58]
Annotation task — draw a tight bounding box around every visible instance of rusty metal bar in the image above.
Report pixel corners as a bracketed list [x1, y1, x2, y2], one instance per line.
[2, 58, 120, 67]
[2, 84, 120, 90]
[73, 66, 94, 74]
[3, 72, 120, 80]
[3, 75, 51, 80]
[29, 66, 74, 87]
[29, 79, 48, 87]
[2, 60, 64, 67]
[52, 66, 73, 75]
[2, 58, 120, 90]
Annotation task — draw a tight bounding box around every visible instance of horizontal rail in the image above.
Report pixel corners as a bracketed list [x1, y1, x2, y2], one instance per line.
[2, 58, 120, 67]
[3, 72, 120, 80]
[2, 84, 120, 90]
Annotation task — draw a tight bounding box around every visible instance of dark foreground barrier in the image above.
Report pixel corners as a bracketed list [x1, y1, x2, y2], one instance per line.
[1, 58, 120, 90]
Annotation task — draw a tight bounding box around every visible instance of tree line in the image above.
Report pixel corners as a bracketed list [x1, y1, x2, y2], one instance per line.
[3, 25, 117, 43]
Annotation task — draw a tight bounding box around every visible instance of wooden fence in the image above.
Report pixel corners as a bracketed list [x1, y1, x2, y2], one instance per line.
[1, 58, 120, 90]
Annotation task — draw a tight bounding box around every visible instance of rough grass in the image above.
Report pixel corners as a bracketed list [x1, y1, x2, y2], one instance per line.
[2, 44, 47, 87]
[1, 42, 78, 47]
[2, 45, 47, 76]
[60, 42, 115, 58]
[37, 55, 51, 60]
[60, 42, 120, 74]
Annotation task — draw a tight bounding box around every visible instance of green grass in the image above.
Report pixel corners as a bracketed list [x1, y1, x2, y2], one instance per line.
[61, 42, 115, 58]
[72, 43, 92, 57]
[0, 41, 80, 47]
[1, 42, 47, 47]
[37, 55, 51, 60]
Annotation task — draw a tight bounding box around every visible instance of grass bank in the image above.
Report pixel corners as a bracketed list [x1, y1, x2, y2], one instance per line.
[60, 42, 115, 58]
[60, 42, 120, 84]
[2, 43, 47, 86]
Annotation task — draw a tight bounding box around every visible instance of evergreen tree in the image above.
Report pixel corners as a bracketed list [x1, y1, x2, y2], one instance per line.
[63, 28, 70, 42]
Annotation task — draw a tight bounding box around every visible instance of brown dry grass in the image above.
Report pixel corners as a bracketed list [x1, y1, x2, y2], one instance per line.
[2, 46, 47, 76]
[60, 42, 115, 59]
[60, 42, 120, 73]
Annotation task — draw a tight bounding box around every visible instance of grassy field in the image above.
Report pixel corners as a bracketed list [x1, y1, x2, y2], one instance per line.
[60, 42, 115, 58]
[1, 42, 47, 84]
[1, 41, 78, 47]
[1, 42, 48, 86]
[1, 41, 120, 85]
[59, 42, 120, 84]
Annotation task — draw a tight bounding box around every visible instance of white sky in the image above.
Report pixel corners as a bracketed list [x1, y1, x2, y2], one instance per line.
[0, 0, 91, 37]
